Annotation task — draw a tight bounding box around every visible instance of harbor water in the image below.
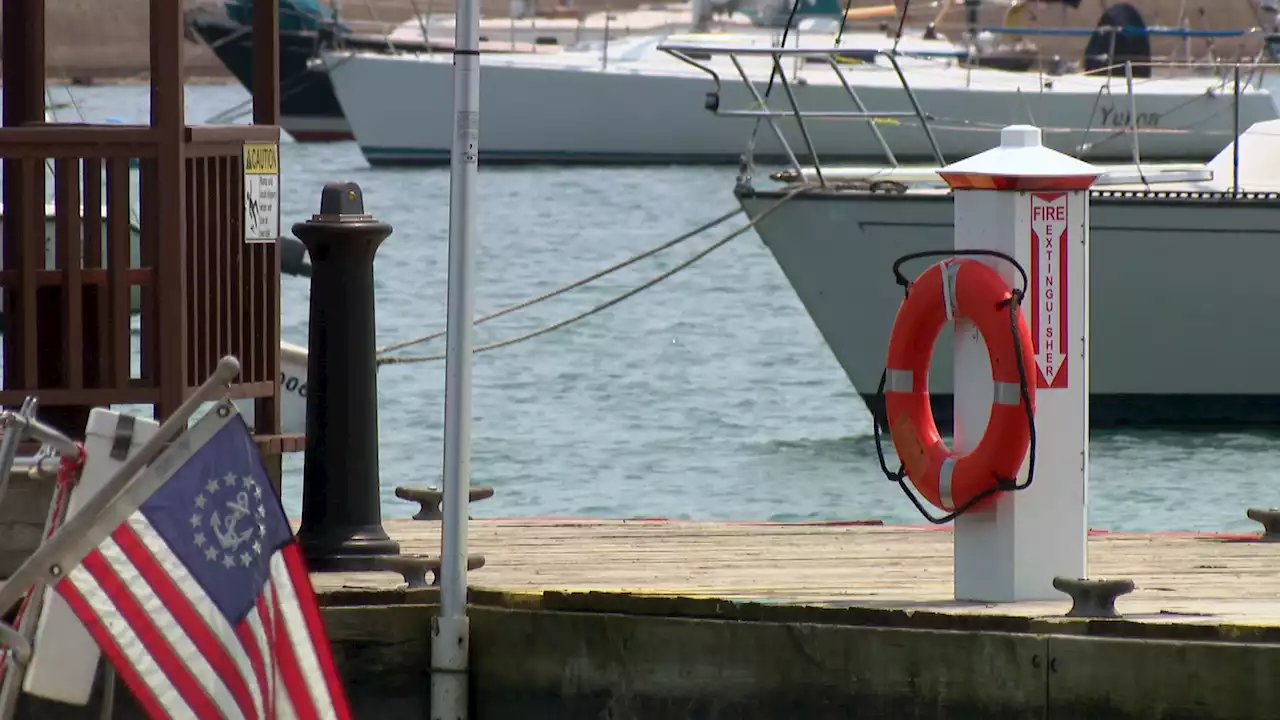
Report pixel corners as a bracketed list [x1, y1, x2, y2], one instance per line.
[31, 84, 1280, 533]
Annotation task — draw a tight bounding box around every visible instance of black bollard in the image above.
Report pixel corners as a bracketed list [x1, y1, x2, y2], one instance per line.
[292, 181, 399, 563]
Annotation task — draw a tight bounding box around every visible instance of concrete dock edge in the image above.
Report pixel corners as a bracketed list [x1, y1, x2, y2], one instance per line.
[1045, 634, 1280, 720]
[17, 596, 1280, 718]
[470, 606, 1046, 719]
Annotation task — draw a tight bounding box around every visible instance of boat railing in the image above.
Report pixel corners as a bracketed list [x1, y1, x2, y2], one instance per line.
[1066, 56, 1280, 85]
[658, 41, 1278, 188]
[0, 359, 242, 720]
[975, 22, 1269, 70]
[659, 42, 973, 184]
[0, 396, 84, 718]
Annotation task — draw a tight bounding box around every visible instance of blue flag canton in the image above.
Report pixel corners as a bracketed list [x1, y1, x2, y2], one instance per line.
[141, 416, 294, 624]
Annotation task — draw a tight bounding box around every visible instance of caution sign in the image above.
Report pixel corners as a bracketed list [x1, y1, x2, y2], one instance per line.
[243, 142, 280, 244]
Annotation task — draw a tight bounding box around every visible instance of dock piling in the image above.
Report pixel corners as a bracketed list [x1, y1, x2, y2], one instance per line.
[292, 183, 415, 571]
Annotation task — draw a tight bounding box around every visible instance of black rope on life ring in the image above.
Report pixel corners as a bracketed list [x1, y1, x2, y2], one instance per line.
[872, 249, 1037, 525]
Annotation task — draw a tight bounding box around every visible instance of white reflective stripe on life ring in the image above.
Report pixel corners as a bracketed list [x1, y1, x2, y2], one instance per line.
[885, 369, 914, 393]
[993, 381, 1021, 406]
[939, 455, 956, 510]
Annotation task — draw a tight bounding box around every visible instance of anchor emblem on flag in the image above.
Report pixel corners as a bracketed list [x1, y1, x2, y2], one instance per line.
[191, 473, 268, 569]
[210, 491, 255, 551]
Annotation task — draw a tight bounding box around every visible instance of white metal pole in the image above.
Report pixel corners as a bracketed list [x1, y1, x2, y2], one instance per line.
[431, 0, 479, 712]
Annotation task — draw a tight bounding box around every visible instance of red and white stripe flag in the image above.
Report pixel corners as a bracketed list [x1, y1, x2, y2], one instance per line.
[53, 410, 351, 719]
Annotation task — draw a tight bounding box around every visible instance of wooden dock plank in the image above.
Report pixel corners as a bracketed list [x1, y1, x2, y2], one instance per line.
[308, 519, 1280, 626]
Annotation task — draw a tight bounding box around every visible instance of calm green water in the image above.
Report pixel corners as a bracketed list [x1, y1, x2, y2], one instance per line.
[30, 84, 1280, 533]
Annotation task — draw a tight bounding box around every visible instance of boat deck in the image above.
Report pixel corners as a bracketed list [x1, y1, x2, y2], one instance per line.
[310, 518, 1280, 628]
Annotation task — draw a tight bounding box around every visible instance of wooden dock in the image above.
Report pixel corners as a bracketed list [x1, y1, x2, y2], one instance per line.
[311, 518, 1280, 628]
[51, 518, 1278, 717]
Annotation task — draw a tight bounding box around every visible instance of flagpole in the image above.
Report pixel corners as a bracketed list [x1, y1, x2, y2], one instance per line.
[432, 0, 480, 710]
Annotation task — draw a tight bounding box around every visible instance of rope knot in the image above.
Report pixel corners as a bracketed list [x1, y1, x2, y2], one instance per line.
[998, 289, 1025, 309]
[57, 443, 86, 489]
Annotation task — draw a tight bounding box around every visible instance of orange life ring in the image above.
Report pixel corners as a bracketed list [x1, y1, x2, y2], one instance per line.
[883, 259, 1036, 512]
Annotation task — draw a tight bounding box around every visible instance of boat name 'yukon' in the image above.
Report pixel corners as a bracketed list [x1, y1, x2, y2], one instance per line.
[1097, 106, 1162, 128]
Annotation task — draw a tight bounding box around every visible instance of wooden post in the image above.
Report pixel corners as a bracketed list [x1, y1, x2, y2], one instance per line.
[253, 0, 282, 125]
[1, 0, 46, 396]
[253, 0, 285, 495]
[0, 0, 93, 437]
[151, 0, 188, 421]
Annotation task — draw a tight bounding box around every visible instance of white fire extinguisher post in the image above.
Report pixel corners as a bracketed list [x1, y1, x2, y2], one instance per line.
[937, 125, 1098, 602]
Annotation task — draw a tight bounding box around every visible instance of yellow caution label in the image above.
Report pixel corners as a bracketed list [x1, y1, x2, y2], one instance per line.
[243, 143, 279, 175]
[244, 142, 280, 243]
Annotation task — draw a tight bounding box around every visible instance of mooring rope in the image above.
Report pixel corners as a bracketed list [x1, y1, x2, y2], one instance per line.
[375, 189, 806, 367]
[375, 206, 744, 355]
[202, 51, 361, 124]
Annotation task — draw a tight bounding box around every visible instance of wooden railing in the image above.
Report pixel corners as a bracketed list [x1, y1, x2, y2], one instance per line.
[185, 126, 280, 408]
[0, 125, 151, 407]
[0, 123, 281, 434]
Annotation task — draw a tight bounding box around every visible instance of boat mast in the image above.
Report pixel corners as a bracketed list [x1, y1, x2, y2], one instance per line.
[432, 0, 480, 709]
[964, 0, 979, 47]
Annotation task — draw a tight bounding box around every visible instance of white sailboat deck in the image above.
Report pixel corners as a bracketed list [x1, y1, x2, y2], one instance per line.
[771, 115, 1280, 195]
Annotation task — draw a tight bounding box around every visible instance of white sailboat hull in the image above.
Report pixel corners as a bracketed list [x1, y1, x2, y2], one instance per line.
[324, 46, 1278, 165]
[740, 187, 1280, 428]
[238, 340, 308, 437]
[279, 341, 308, 436]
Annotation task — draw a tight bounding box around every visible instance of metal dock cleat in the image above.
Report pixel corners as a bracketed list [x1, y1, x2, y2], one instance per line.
[1246, 508, 1280, 541]
[1052, 576, 1136, 619]
[395, 484, 495, 521]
